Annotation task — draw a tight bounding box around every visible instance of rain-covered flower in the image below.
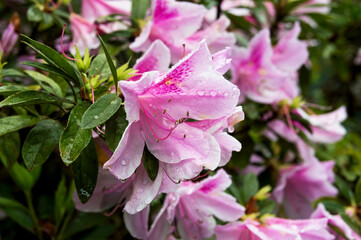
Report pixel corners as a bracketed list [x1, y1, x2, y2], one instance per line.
[311, 204, 361, 240]
[273, 159, 338, 219]
[103, 40, 242, 213]
[231, 22, 308, 104]
[215, 216, 334, 240]
[124, 169, 245, 240]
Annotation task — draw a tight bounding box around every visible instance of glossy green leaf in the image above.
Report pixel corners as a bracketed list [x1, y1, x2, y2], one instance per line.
[1, 69, 26, 77]
[0, 115, 40, 137]
[22, 119, 64, 171]
[98, 36, 118, 93]
[105, 107, 127, 152]
[143, 146, 159, 182]
[0, 131, 20, 168]
[60, 101, 92, 166]
[0, 85, 28, 96]
[0, 91, 73, 107]
[81, 93, 122, 129]
[72, 139, 98, 204]
[25, 70, 63, 97]
[88, 54, 112, 78]
[21, 35, 82, 87]
[242, 173, 259, 204]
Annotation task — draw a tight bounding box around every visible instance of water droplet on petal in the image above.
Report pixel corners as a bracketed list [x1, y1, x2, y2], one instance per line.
[121, 160, 127, 165]
[197, 90, 205, 96]
[210, 91, 217, 97]
[224, 92, 229, 97]
[136, 206, 144, 212]
[176, 168, 180, 172]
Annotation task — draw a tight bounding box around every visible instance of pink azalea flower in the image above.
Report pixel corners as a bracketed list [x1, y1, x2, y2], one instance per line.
[124, 169, 245, 240]
[130, 0, 207, 56]
[215, 216, 334, 240]
[273, 159, 338, 219]
[103, 41, 242, 213]
[231, 22, 308, 104]
[0, 21, 18, 57]
[311, 204, 361, 240]
[294, 106, 347, 144]
[69, 14, 100, 55]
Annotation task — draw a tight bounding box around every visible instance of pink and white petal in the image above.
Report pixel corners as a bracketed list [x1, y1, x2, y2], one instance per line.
[212, 47, 232, 75]
[193, 191, 245, 221]
[194, 133, 221, 170]
[272, 22, 308, 72]
[145, 123, 211, 164]
[134, 40, 171, 73]
[227, 106, 245, 133]
[213, 132, 242, 167]
[81, 0, 131, 23]
[124, 164, 163, 214]
[148, 198, 173, 240]
[123, 205, 150, 239]
[163, 160, 203, 182]
[130, 20, 153, 52]
[143, 71, 240, 121]
[248, 29, 273, 67]
[103, 122, 144, 180]
[195, 169, 232, 193]
[215, 222, 244, 240]
[119, 71, 158, 122]
[152, 0, 207, 39]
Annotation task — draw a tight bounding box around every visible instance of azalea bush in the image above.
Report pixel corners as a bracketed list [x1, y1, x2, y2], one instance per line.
[0, 0, 361, 239]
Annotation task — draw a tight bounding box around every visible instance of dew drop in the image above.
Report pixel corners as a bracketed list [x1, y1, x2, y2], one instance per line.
[224, 92, 229, 97]
[176, 167, 180, 172]
[136, 206, 144, 212]
[210, 91, 217, 97]
[94, 116, 99, 119]
[121, 160, 127, 165]
[171, 152, 175, 157]
[197, 90, 205, 96]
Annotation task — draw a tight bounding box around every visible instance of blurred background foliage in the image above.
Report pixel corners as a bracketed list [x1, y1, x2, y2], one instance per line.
[0, 0, 361, 239]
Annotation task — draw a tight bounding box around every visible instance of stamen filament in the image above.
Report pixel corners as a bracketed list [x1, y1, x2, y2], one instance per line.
[61, 24, 78, 61]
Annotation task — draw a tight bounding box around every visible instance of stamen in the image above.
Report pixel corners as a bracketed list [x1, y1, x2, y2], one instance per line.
[184, 134, 186, 138]
[168, 99, 172, 103]
[163, 109, 166, 114]
[189, 170, 211, 181]
[283, 104, 295, 134]
[163, 167, 181, 184]
[61, 24, 78, 61]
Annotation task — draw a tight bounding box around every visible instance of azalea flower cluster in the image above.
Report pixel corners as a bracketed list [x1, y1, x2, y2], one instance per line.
[0, 0, 360, 239]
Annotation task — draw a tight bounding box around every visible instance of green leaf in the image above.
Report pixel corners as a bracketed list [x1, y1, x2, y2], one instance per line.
[25, 70, 63, 97]
[241, 173, 259, 204]
[62, 213, 108, 239]
[8, 162, 42, 190]
[335, 175, 355, 204]
[72, 139, 98, 204]
[0, 196, 34, 231]
[22, 120, 64, 171]
[1, 69, 26, 77]
[0, 91, 73, 108]
[143, 146, 159, 182]
[355, 177, 361, 204]
[98, 36, 118, 93]
[88, 54, 112, 78]
[22, 61, 74, 86]
[21, 35, 82, 87]
[257, 199, 275, 216]
[55, 176, 74, 230]
[0, 131, 20, 168]
[131, 0, 150, 21]
[105, 107, 127, 152]
[0, 115, 40, 137]
[60, 101, 92, 166]
[0, 85, 28, 96]
[81, 93, 122, 129]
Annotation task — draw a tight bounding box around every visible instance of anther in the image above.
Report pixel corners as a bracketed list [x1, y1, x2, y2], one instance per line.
[184, 134, 186, 138]
[163, 109, 167, 114]
[168, 99, 172, 103]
